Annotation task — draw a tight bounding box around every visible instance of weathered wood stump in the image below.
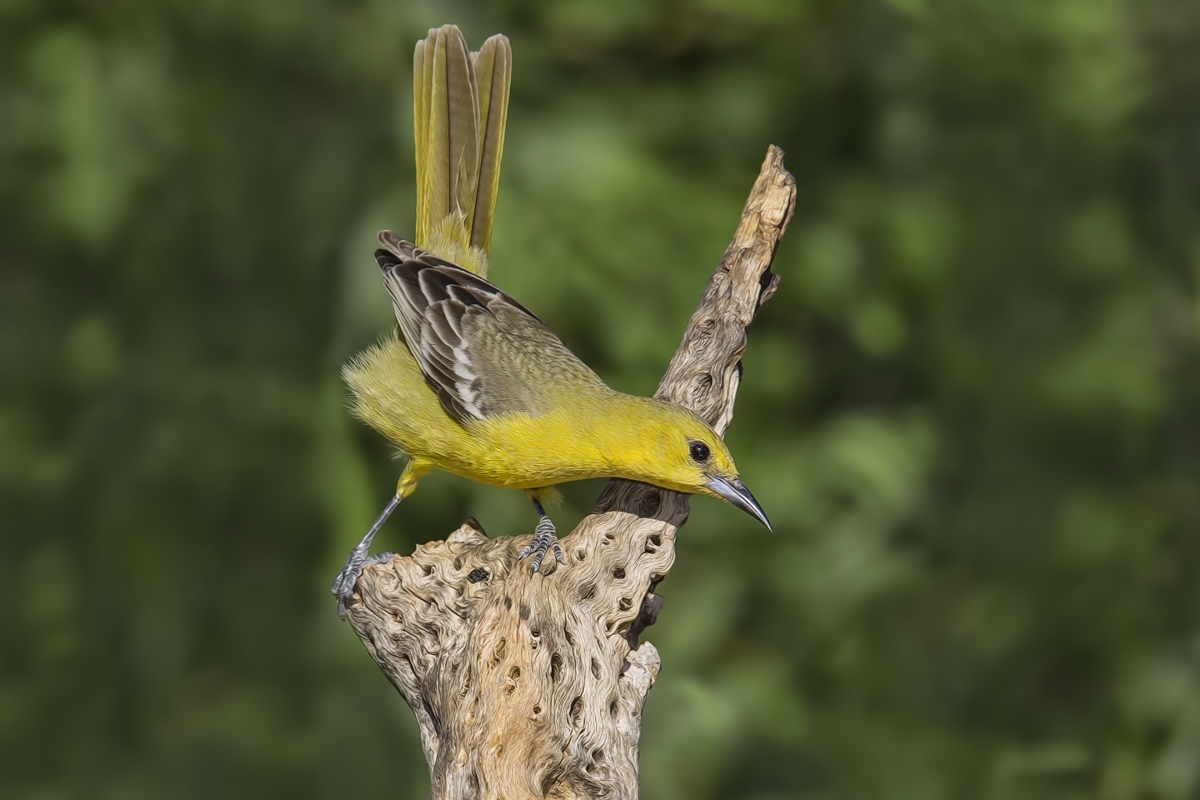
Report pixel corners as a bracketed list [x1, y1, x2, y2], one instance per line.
[341, 145, 796, 799]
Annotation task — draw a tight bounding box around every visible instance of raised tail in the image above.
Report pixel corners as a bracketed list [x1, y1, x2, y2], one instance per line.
[412, 25, 511, 278]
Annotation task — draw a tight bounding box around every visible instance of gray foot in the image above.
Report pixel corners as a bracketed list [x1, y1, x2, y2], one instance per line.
[518, 516, 566, 575]
[331, 549, 394, 617]
[330, 494, 402, 618]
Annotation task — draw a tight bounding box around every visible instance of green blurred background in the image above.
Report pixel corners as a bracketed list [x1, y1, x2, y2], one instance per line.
[4, 0, 1200, 797]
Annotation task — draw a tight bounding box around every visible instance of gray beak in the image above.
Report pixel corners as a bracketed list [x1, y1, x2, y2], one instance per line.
[706, 476, 772, 531]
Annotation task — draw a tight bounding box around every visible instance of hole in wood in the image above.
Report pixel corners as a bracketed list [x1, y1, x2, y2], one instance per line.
[569, 696, 583, 727]
[591, 658, 601, 680]
[618, 597, 632, 611]
[594, 748, 605, 763]
[533, 705, 541, 715]
[580, 584, 596, 601]
[492, 638, 506, 664]
[563, 626, 574, 645]
[508, 665, 521, 681]
[550, 652, 563, 682]
[454, 555, 464, 570]
[422, 564, 434, 576]
[575, 550, 586, 561]
[609, 698, 618, 717]
[504, 596, 512, 610]
[612, 566, 625, 579]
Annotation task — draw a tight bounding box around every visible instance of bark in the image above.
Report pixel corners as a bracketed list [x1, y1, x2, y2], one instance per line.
[342, 145, 796, 799]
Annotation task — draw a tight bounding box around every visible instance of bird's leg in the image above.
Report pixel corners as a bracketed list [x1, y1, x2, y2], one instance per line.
[518, 493, 566, 575]
[330, 494, 401, 617]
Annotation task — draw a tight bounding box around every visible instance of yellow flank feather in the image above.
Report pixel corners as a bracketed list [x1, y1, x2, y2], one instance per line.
[331, 26, 766, 605]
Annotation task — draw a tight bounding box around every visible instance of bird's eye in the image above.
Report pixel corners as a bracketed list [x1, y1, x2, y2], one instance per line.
[688, 441, 711, 463]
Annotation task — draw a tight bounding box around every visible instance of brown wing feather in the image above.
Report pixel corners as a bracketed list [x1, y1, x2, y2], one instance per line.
[374, 232, 604, 425]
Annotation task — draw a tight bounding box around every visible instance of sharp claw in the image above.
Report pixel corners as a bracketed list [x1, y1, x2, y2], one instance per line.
[518, 515, 561, 576]
[331, 549, 395, 618]
[330, 552, 365, 596]
[334, 588, 355, 619]
[365, 552, 395, 568]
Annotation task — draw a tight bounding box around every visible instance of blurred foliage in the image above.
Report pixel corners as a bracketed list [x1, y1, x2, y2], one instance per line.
[2, 0, 1200, 798]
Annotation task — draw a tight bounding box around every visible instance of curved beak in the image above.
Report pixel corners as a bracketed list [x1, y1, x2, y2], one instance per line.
[706, 476, 772, 531]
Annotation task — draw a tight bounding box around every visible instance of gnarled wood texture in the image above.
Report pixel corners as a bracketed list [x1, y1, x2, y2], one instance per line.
[343, 145, 796, 799]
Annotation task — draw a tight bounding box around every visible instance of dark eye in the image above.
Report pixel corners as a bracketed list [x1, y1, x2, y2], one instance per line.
[688, 441, 710, 463]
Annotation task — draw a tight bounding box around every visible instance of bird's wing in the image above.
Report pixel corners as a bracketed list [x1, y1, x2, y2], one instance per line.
[375, 233, 605, 424]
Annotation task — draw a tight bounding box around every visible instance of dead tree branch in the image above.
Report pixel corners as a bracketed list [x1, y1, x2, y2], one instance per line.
[342, 145, 796, 800]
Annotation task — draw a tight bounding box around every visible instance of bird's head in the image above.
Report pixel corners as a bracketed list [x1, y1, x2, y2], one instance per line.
[624, 402, 771, 531]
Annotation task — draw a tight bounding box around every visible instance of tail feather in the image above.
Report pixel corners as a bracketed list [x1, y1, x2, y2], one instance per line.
[470, 35, 511, 256]
[413, 25, 511, 277]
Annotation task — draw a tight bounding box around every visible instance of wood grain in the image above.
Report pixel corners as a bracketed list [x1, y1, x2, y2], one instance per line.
[343, 145, 796, 799]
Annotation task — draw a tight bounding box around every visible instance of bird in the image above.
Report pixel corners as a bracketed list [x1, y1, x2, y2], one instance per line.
[330, 25, 769, 614]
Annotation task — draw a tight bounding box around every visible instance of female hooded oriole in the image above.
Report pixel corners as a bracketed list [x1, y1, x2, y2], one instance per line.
[331, 26, 768, 613]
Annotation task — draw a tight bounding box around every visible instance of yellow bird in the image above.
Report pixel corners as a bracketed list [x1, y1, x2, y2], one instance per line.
[331, 26, 768, 611]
